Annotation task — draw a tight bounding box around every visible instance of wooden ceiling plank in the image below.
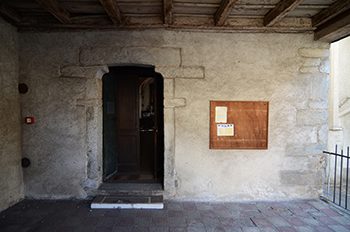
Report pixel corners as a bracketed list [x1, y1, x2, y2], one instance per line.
[99, 0, 124, 25]
[163, 0, 173, 25]
[312, 0, 350, 27]
[263, 0, 304, 26]
[0, 3, 21, 24]
[35, 0, 71, 24]
[215, 0, 239, 26]
[314, 9, 350, 42]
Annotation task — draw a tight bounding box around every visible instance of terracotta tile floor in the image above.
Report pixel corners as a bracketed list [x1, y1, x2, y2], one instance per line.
[1, 199, 350, 232]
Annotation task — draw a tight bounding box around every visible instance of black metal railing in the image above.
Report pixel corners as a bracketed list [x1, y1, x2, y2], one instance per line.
[323, 145, 350, 210]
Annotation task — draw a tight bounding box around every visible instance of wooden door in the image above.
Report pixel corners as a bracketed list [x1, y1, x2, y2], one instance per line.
[115, 75, 140, 173]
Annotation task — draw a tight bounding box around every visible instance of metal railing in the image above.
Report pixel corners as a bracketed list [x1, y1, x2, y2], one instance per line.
[323, 145, 350, 210]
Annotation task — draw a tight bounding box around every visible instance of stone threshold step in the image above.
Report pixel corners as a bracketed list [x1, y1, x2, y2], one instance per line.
[91, 195, 164, 209]
[94, 183, 164, 196]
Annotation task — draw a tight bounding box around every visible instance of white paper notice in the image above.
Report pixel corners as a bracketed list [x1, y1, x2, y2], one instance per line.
[217, 124, 234, 136]
[215, 106, 227, 123]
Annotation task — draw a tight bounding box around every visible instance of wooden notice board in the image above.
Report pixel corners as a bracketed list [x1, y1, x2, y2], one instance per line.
[210, 101, 269, 149]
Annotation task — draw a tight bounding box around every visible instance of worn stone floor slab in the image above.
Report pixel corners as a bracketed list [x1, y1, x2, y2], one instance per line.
[1, 199, 350, 232]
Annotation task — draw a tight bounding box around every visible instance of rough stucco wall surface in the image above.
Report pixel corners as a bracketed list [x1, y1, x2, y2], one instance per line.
[0, 18, 24, 211]
[19, 30, 329, 200]
[336, 37, 350, 147]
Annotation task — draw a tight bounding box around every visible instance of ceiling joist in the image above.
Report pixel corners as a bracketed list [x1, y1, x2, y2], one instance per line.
[314, 9, 350, 42]
[264, 0, 304, 26]
[35, 0, 71, 24]
[312, 0, 350, 27]
[99, 0, 124, 25]
[163, 0, 173, 25]
[0, 3, 21, 24]
[214, 0, 239, 26]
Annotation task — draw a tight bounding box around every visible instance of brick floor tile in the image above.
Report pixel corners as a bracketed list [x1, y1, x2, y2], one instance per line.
[239, 204, 258, 211]
[332, 216, 350, 225]
[182, 202, 197, 211]
[169, 227, 186, 232]
[301, 217, 323, 226]
[321, 208, 343, 217]
[276, 226, 297, 232]
[328, 225, 350, 232]
[1, 199, 350, 232]
[267, 216, 291, 227]
[283, 216, 307, 227]
[206, 225, 227, 232]
[196, 203, 214, 211]
[259, 227, 278, 232]
[241, 227, 260, 232]
[95, 224, 114, 231]
[312, 226, 334, 232]
[251, 217, 275, 227]
[167, 216, 186, 227]
[134, 216, 152, 226]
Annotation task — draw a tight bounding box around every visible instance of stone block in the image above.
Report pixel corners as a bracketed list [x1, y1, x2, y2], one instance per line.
[308, 100, 327, 109]
[319, 59, 330, 74]
[298, 48, 330, 58]
[310, 76, 328, 101]
[318, 124, 328, 145]
[288, 127, 318, 144]
[302, 58, 321, 67]
[164, 108, 176, 196]
[80, 46, 181, 67]
[164, 79, 174, 98]
[296, 109, 327, 126]
[280, 170, 322, 186]
[282, 156, 322, 171]
[285, 143, 324, 157]
[156, 66, 205, 79]
[299, 66, 320, 74]
[60, 65, 108, 79]
[164, 98, 186, 108]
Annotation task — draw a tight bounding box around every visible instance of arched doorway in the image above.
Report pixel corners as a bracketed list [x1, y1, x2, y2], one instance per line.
[102, 66, 164, 185]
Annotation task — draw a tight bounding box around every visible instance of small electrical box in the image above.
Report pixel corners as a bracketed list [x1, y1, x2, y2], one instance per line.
[24, 117, 35, 124]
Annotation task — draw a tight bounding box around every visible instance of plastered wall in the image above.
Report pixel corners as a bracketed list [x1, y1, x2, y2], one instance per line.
[329, 37, 350, 149]
[0, 18, 24, 211]
[19, 30, 329, 201]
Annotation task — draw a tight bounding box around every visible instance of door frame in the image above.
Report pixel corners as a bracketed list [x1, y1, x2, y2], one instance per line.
[102, 65, 164, 184]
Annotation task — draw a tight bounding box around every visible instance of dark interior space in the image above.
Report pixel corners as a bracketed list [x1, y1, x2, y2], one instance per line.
[102, 66, 164, 184]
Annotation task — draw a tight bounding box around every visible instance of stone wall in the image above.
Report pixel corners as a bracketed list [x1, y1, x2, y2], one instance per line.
[0, 18, 24, 211]
[19, 30, 329, 200]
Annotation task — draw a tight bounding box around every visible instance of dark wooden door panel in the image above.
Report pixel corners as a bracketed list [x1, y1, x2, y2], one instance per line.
[116, 76, 140, 174]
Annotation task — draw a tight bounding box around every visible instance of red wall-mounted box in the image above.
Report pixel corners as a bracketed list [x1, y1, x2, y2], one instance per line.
[24, 117, 35, 124]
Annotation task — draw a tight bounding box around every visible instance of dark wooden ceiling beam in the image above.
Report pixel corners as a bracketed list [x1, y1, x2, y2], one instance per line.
[264, 0, 304, 26]
[214, 0, 239, 26]
[99, 0, 124, 25]
[163, 0, 173, 25]
[312, 0, 350, 27]
[35, 0, 71, 24]
[314, 9, 350, 42]
[0, 3, 21, 24]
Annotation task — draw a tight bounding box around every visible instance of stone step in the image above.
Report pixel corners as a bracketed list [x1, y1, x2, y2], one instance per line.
[93, 183, 164, 196]
[91, 195, 164, 209]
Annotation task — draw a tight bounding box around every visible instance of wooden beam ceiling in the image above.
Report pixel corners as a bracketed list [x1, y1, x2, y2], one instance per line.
[214, 0, 239, 26]
[163, 0, 173, 25]
[1, 0, 349, 42]
[314, 9, 350, 42]
[264, 0, 304, 26]
[0, 3, 21, 24]
[312, 0, 350, 27]
[99, 0, 124, 25]
[35, 0, 71, 24]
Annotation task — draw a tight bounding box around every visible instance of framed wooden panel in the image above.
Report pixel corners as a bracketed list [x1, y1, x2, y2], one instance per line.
[210, 101, 269, 149]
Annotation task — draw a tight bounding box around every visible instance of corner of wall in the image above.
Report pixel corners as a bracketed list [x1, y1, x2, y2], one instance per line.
[0, 17, 24, 212]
